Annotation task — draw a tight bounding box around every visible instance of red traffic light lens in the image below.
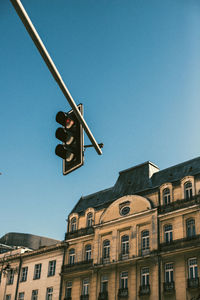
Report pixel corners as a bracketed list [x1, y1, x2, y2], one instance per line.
[66, 118, 74, 129]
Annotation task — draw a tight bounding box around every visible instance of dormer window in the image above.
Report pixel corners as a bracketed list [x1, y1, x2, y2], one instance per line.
[86, 212, 93, 227]
[163, 188, 171, 205]
[71, 217, 77, 232]
[184, 181, 193, 199]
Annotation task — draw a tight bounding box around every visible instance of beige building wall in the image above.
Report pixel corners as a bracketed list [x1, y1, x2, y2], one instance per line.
[0, 243, 66, 300]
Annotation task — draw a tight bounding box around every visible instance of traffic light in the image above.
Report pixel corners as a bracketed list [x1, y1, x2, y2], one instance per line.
[55, 104, 84, 175]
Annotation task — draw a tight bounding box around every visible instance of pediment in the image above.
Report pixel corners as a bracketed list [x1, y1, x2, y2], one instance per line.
[100, 195, 151, 223]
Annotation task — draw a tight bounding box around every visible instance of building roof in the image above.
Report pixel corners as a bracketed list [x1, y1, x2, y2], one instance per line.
[71, 156, 200, 215]
[0, 232, 60, 250]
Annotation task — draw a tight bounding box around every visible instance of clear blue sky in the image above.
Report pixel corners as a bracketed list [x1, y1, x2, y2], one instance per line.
[1, 0, 200, 240]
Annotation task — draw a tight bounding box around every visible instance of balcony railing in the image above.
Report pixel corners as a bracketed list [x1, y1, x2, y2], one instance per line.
[118, 288, 128, 298]
[160, 234, 200, 252]
[80, 295, 89, 300]
[139, 285, 150, 296]
[187, 277, 199, 289]
[140, 248, 150, 256]
[65, 226, 94, 240]
[100, 257, 110, 264]
[158, 195, 200, 214]
[163, 281, 175, 293]
[119, 253, 129, 260]
[62, 259, 93, 273]
[98, 291, 108, 300]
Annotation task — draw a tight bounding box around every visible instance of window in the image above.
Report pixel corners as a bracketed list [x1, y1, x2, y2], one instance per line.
[20, 267, 28, 282]
[184, 181, 193, 199]
[120, 272, 128, 289]
[33, 264, 42, 280]
[121, 235, 129, 255]
[31, 290, 38, 300]
[18, 292, 24, 300]
[46, 287, 53, 300]
[142, 231, 149, 250]
[186, 219, 196, 237]
[141, 268, 149, 286]
[48, 260, 56, 277]
[120, 206, 130, 216]
[69, 248, 75, 265]
[85, 244, 92, 261]
[5, 295, 11, 300]
[103, 240, 110, 259]
[86, 212, 93, 227]
[188, 258, 198, 279]
[165, 263, 174, 283]
[82, 278, 89, 296]
[101, 275, 108, 292]
[7, 269, 14, 285]
[163, 188, 171, 205]
[71, 217, 77, 232]
[164, 225, 173, 243]
[66, 281, 72, 298]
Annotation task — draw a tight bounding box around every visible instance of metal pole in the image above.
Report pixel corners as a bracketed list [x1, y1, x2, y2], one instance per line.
[10, 0, 102, 155]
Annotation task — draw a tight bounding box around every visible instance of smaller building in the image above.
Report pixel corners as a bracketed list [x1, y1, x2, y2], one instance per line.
[0, 232, 59, 250]
[0, 242, 67, 300]
[0, 244, 14, 254]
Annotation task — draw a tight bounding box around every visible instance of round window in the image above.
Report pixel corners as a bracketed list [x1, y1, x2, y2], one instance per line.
[120, 206, 130, 216]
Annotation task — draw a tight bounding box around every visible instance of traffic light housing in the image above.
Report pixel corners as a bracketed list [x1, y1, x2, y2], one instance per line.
[55, 104, 84, 175]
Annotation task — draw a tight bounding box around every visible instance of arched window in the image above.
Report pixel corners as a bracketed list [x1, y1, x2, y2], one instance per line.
[86, 212, 93, 227]
[103, 240, 110, 259]
[184, 181, 193, 199]
[164, 224, 173, 243]
[71, 217, 77, 232]
[121, 235, 129, 255]
[85, 244, 92, 261]
[69, 248, 75, 265]
[141, 230, 149, 250]
[186, 219, 196, 237]
[163, 188, 171, 205]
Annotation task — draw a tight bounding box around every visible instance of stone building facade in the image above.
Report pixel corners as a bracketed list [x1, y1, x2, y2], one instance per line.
[0, 242, 67, 300]
[61, 157, 200, 300]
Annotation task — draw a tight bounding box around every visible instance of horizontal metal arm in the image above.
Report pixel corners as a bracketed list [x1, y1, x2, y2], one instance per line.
[10, 0, 102, 155]
[84, 143, 104, 149]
